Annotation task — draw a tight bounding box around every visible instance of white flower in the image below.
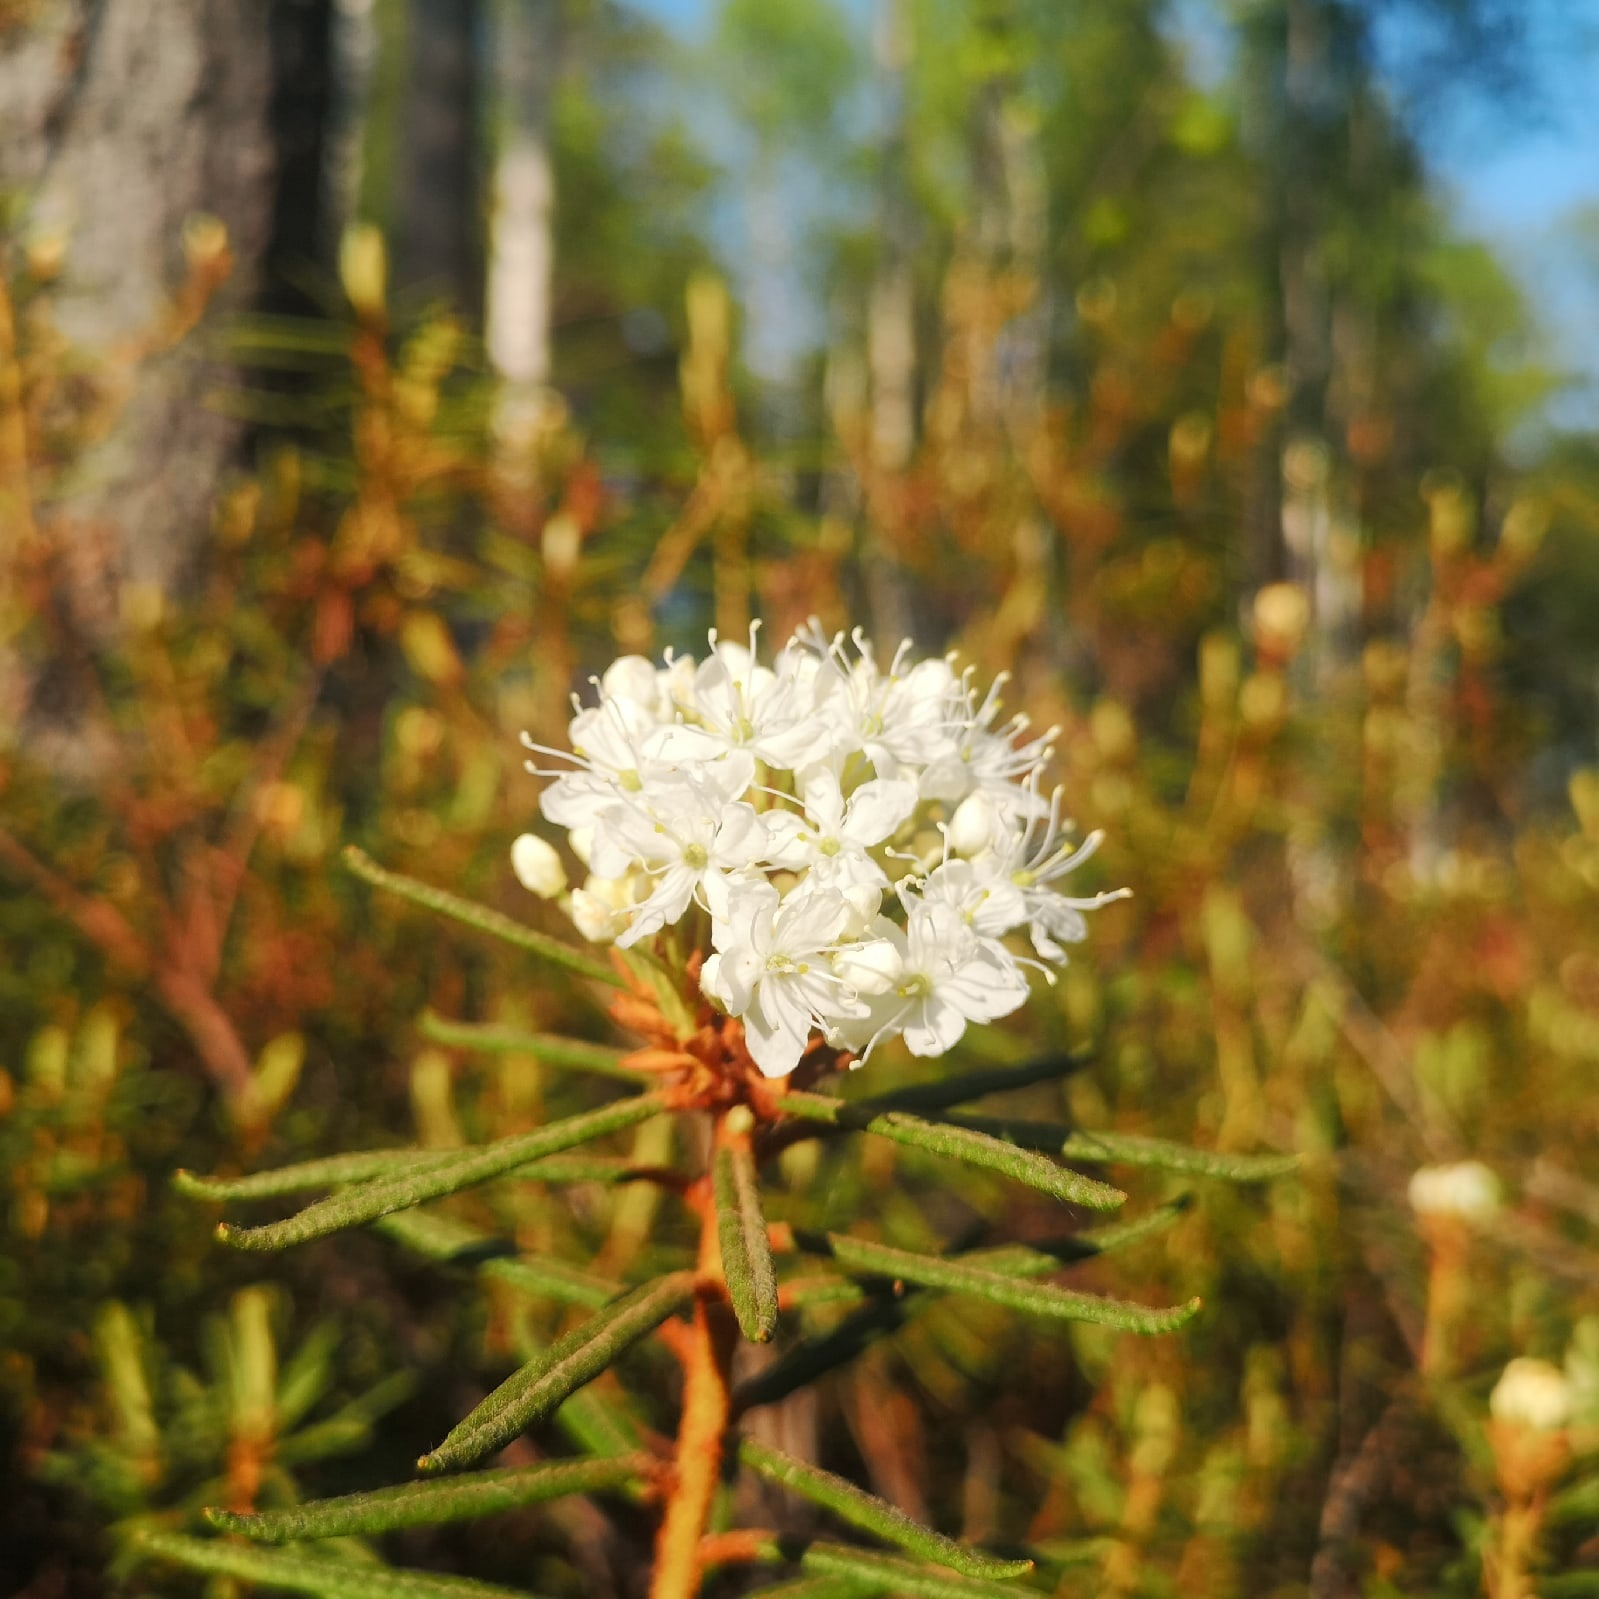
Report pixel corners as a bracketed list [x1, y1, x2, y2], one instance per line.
[510, 834, 567, 898]
[766, 769, 917, 893]
[588, 754, 767, 947]
[647, 625, 830, 769]
[702, 882, 867, 1077]
[1408, 1160, 1502, 1223]
[983, 789, 1129, 961]
[831, 901, 1030, 1060]
[919, 856, 1027, 942]
[528, 695, 671, 828]
[518, 620, 1127, 1071]
[1490, 1358, 1572, 1431]
[794, 623, 961, 779]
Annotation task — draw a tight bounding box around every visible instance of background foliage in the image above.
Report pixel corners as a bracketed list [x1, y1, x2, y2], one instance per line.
[1, 1, 1597, 1595]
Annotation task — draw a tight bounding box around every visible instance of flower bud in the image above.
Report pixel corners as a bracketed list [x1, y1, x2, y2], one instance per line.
[1490, 1359, 1572, 1433]
[832, 938, 902, 996]
[948, 791, 1000, 855]
[511, 833, 567, 899]
[568, 875, 634, 943]
[1408, 1160, 1501, 1223]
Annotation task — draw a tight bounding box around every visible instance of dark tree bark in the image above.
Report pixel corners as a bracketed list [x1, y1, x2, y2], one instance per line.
[392, 0, 482, 310]
[0, 0, 277, 598]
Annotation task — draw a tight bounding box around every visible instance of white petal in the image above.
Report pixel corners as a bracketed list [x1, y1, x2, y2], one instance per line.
[902, 996, 967, 1057]
[841, 779, 918, 847]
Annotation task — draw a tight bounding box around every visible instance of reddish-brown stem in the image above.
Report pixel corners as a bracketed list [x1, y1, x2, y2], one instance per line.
[650, 1119, 739, 1599]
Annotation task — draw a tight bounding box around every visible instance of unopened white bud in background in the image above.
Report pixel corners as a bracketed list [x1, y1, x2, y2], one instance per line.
[1408, 1160, 1502, 1223]
[1490, 1359, 1573, 1433]
[511, 833, 567, 899]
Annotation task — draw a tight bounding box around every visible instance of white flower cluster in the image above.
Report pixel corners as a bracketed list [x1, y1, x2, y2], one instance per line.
[519, 623, 1128, 1079]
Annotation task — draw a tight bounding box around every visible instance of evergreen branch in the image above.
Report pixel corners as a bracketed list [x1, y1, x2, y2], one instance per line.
[419, 1274, 695, 1473]
[216, 1092, 672, 1251]
[816, 1234, 1200, 1333]
[418, 1012, 641, 1079]
[715, 1145, 779, 1342]
[343, 845, 621, 987]
[738, 1440, 1032, 1580]
[374, 1210, 623, 1310]
[204, 1454, 650, 1541]
[779, 1093, 1124, 1211]
[129, 1529, 538, 1599]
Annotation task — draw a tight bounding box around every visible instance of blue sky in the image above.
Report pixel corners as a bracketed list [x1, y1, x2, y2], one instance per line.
[632, 0, 1599, 428]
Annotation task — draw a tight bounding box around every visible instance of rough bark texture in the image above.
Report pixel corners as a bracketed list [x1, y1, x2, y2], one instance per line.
[0, 0, 275, 599]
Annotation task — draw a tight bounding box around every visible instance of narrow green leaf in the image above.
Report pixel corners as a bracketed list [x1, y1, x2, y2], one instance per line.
[967, 1199, 1195, 1276]
[745, 1579, 882, 1598]
[739, 1439, 1032, 1580]
[780, 1093, 1124, 1211]
[375, 1210, 623, 1310]
[176, 1149, 445, 1201]
[205, 1454, 649, 1541]
[819, 1234, 1201, 1334]
[752, 1540, 1040, 1599]
[129, 1529, 539, 1599]
[716, 1145, 779, 1342]
[420, 1273, 694, 1472]
[343, 845, 621, 987]
[1550, 1474, 1599, 1526]
[781, 1275, 879, 1310]
[217, 1092, 671, 1251]
[177, 1150, 642, 1206]
[276, 1373, 418, 1467]
[418, 1012, 641, 1079]
[1054, 1129, 1300, 1182]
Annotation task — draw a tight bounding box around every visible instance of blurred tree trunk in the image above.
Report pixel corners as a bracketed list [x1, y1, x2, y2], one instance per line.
[486, 0, 559, 415]
[0, 0, 275, 602]
[392, 0, 482, 309]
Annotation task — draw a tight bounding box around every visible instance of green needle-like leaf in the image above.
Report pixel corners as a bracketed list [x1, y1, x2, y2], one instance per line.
[130, 1529, 540, 1599]
[217, 1092, 671, 1251]
[819, 1234, 1200, 1333]
[418, 1012, 641, 1079]
[751, 1540, 1041, 1599]
[375, 1210, 623, 1310]
[746, 1579, 882, 1598]
[205, 1454, 649, 1541]
[344, 845, 621, 987]
[178, 1149, 642, 1205]
[716, 1145, 779, 1342]
[176, 1148, 446, 1201]
[419, 1273, 694, 1472]
[780, 1093, 1124, 1211]
[740, 1439, 1032, 1580]
[1054, 1129, 1300, 1182]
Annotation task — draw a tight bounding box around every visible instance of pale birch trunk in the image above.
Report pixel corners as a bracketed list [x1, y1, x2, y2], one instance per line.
[0, 0, 275, 600]
[486, 0, 559, 432]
